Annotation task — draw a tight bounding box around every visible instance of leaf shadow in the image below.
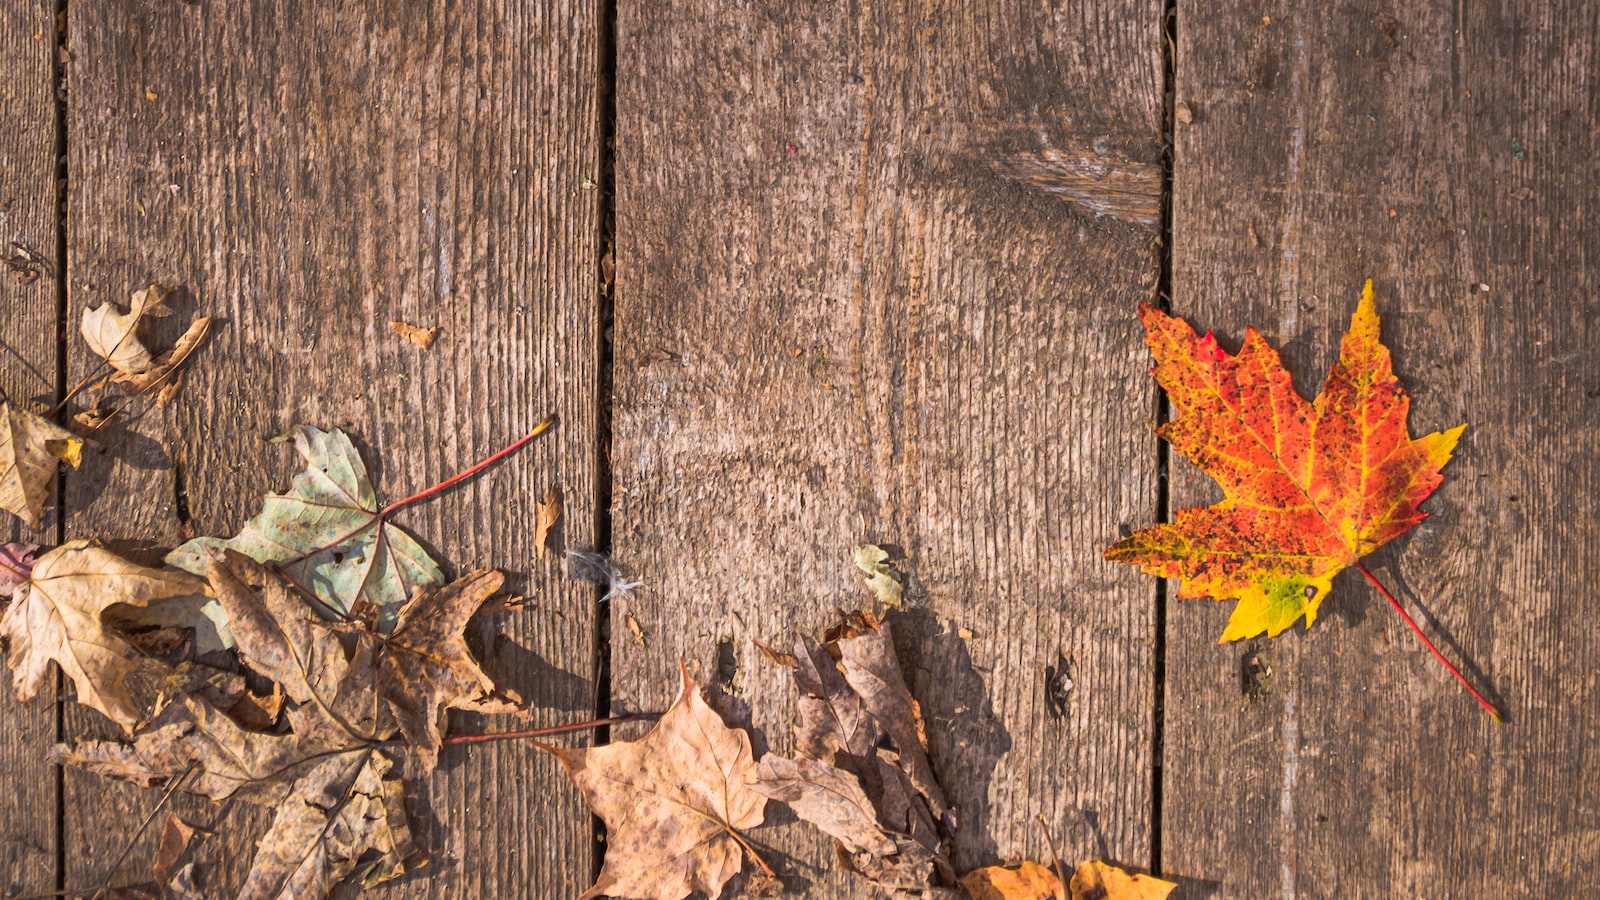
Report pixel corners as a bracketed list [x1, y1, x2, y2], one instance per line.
[890, 608, 1013, 873]
[65, 427, 176, 524]
[1319, 565, 1371, 631]
[471, 630, 594, 714]
[1364, 553, 1508, 722]
[1166, 872, 1226, 899]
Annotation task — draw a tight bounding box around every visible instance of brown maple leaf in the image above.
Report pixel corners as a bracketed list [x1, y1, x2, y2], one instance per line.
[543, 662, 768, 900]
[204, 549, 358, 711]
[753, 610, 954, 890]
[2, 541, 212, 729]
[376, 568, 522, 771]
[55, 670, 414, 896]
[80, 284, 170, 375]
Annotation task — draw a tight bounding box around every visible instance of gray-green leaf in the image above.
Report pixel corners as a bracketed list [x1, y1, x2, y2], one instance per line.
[168, 426, 443, 631]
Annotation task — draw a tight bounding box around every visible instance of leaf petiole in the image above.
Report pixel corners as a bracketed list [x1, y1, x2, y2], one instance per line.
[1356, 563, 1502, 721]
[379, 414, 559, 518]
[434, 713, 652, 746]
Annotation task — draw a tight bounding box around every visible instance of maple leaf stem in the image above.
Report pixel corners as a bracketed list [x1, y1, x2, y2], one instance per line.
[89, 762, 196, 900]
[379, 414, 559, 518]
[723, 826, 777, 878]
[1356, 563, 1502, 721]
[438, 713, 651, 745]
[1035, 812, 1068, 890]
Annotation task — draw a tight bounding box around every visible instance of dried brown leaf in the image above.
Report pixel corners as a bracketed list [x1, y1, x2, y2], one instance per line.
[390, 321, 438, 349]
[1, 403, 79, 529]
[750, 638, 794, 668]
[81, 284, 168, 375]
[153, 813, 201, 887]
[1, 541, 212, 729]
[229, 683, 285, 731]
[118, 315, 213, 402]
[240, 746, 413, 900]
[774, 612, 953, 890]
[750, 755, 894, 856]
[544, 663, 767, 900]
[57, 689, 413, 896]
[534, 485, 562, 557]
[203, 549, 351, 708]
[377, 569, 521, 772]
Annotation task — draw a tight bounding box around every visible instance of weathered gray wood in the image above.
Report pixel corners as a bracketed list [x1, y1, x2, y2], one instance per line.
[0, 1, 60, 894]
[612, 1, 1164, 893]
[1166, 1, 1600, 895]
[63, 1, 602, 895]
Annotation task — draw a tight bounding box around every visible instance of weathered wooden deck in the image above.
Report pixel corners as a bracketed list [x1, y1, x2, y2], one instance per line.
[2, 1, 1596, 897]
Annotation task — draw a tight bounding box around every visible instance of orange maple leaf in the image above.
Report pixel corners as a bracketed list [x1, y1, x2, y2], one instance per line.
[1107, 282, 1497, 718]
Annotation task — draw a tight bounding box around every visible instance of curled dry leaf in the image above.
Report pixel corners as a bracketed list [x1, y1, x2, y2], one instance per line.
[119, 315, 214, 406]
[203, 549, 354, 710]
[853, 544, 904, 608]
[751, 755, 894, 857]
[1, 402, 80, 529]
[153, 813, 201, 889]
[533, 485, 562, 557]
[756, 610, 953, 891]
[1, 540, 212, 730]
[81, 283, 169, 375]
[390, 321, 439, 349]
[168, 425, 444, 630]
[543, 662, 767, 900]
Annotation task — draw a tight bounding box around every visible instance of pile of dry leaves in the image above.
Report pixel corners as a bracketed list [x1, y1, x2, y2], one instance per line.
[4, 279, 1479, 898]
[3, 415, 536, 896]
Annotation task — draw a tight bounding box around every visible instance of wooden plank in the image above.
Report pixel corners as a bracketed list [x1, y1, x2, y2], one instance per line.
[0, 1, 60, 894]
[63, 1, 601, 895]
[612, 1, 1164, 892]
[1166, 1, 1600, 895]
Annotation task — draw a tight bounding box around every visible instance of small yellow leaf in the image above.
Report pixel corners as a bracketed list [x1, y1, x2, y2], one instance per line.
[960, 860, 1063, 900]
[46, 438, 82, 469]
[390, 321, 438, 350]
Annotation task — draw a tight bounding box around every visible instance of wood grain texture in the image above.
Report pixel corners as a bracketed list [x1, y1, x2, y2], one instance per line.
[612, 0, 1164, 894]
[63, 1, 601, 896]
[1166, 1, 1600, 895]
[0, 1, 59, 894]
